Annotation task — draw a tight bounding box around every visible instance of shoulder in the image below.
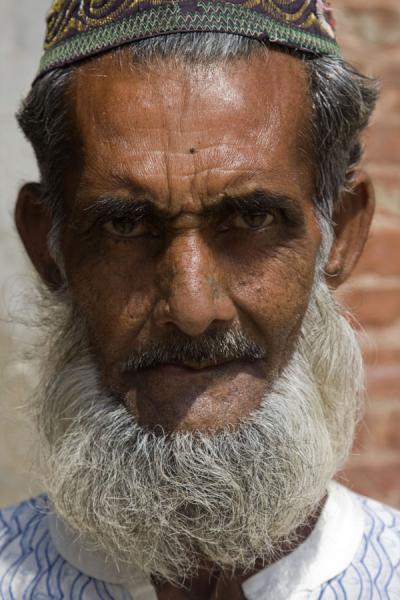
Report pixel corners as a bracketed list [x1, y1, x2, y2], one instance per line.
[356, 491, 400, 561]
[0, 497, 129, 599]
[316, 487, 400, 599]
[359, 490, 400, 526]
[0, 493, 48, 521]
[0, 494, 50, 552]
[0, 496, 52, 595]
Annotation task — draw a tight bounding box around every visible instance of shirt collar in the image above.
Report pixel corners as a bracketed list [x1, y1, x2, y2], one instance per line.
[49, 481, 364, 600]
[242, 481, 365, 599]
[48, 511, 156, 599]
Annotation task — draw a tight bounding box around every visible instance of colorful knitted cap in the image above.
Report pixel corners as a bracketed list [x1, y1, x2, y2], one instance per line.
[38, 0, 339, 78]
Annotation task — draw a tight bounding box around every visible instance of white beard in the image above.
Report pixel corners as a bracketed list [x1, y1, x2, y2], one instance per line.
[32, 276, 363, 585]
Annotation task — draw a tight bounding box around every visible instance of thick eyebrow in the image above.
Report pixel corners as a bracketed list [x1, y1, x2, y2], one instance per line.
[83, 197, 161, 222]
[207, 190, 305, 226]
[83, 190, 305, 226]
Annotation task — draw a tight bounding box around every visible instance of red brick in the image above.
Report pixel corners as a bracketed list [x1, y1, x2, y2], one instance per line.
[369, 51, 400, 88]
[354, 403, 400, 452]
[364, 125, 400, 163]
[336, 0, 400, 15]
[336, 1, 400, 39]
[373, 88, 400, 126]
[331, 0, 400, 511]
[365, 362, 400, 398]
[338, 463, 400, 508]
[340, 281, 400, 328]
[353, 215, 400, 277]
[362, 344, 400, 367]
[364, 164, 400, 207]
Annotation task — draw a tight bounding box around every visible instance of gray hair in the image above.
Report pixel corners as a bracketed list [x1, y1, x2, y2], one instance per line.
[17, 33, 378, 260]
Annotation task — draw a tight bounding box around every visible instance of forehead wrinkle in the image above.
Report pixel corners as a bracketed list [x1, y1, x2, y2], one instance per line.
[77, 142, 305, 212]
[78, 166, 305, 218]
[71, 50, 313, 215]
[74, 54, 302, 144]
[73, 51, 309, 152]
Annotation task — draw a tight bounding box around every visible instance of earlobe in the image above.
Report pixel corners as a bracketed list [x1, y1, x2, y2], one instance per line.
[15, 183, 63, 289]
[324, 170, 375, 289]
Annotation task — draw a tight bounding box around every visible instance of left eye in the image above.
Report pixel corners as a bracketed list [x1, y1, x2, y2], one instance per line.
[103, 219, 148, 238]
[232, 212, 275, 230]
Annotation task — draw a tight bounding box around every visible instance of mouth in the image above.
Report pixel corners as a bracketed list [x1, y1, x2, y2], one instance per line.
[153, 358, 239, 371]
[120, 356, 270, 431]
[119, 357, 269, 398]
[122, 356, 264, 377]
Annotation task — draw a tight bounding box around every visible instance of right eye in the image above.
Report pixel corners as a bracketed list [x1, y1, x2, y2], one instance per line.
[103, 219, 149, 238]
[231, 211, 275, 230]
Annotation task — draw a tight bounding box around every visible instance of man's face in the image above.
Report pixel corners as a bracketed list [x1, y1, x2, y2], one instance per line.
[59, 50, 321, 432]
[14, 44, 374, 581]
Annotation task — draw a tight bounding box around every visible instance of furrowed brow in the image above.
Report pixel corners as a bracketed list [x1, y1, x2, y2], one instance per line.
[81, 190, 305, 226]
[207, 190, 305, 225]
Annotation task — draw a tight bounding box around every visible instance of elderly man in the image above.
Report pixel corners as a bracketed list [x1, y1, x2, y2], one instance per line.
[1, 0, 399, 598]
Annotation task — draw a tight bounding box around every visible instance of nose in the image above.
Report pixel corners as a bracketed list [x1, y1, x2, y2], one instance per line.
[153, 232, 236, 336]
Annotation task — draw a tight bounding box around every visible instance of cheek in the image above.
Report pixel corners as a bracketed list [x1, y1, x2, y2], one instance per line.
[65, 250, 156, 363]
[229, 245, 316, 366]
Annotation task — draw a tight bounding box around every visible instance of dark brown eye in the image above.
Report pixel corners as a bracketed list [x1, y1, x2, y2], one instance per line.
[103, 219, 147, 238]
[232, 212, 275, 230]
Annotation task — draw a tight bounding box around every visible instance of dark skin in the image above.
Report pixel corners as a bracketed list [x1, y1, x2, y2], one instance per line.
[15, 49, 374, 598]
[153, 571, 248, 599]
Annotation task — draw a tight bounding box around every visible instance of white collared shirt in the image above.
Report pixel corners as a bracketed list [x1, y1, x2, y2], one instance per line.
[1, 482, 399, 599]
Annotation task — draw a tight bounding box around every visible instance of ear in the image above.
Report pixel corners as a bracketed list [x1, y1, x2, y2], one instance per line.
[15, 183, 63, 289]
[324, 170, 375, 289]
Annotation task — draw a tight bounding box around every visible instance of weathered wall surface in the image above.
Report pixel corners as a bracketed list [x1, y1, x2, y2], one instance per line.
[0, 0, 49, 506]
[0, 2, 399, 508]
[334, 0, 400, 507]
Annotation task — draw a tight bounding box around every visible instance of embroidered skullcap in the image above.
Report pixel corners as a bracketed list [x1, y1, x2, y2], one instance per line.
[37, 0, 339, 80]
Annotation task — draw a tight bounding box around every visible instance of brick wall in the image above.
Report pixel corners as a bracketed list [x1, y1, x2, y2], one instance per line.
[334, 0, 400, 507]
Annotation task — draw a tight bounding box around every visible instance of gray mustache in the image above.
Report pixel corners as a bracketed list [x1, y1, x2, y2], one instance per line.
[122, 329, 265, 371]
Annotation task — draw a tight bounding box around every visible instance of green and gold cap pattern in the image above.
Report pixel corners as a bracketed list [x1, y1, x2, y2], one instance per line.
[38, 0, 340, 79]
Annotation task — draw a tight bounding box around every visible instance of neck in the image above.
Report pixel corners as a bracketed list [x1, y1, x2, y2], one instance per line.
[153, 496, 326, 600]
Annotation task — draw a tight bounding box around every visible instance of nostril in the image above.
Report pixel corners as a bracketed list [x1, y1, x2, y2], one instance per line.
[152, 285, 236, 337]
[153, 297, 216, 336]
[154, 234, 236, 335]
